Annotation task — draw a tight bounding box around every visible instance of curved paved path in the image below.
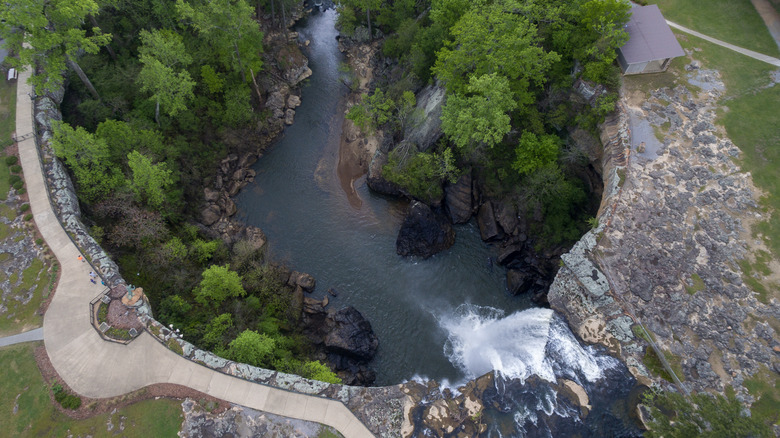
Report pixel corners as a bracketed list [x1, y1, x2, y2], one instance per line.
[666, 19, 780, 67]
[15, 68, 374, 438]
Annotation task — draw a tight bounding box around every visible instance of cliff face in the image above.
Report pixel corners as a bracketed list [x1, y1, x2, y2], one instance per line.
[549, 67, 779, 403]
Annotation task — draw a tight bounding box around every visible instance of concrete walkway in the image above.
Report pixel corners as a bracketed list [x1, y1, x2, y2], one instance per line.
[752, 0, 780, 52]
[0, 327, 44, 348]
[15, 69, 374, 438]
[666, 20, 780, 67]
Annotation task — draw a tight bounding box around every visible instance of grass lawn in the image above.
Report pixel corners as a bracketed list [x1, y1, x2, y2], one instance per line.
[0, 77, 16, 149]
[648, 0, 780, 57]
[0, 343, 183, 437]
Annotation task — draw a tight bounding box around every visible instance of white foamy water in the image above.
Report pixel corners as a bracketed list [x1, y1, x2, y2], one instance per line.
[440, 305, 617, 384]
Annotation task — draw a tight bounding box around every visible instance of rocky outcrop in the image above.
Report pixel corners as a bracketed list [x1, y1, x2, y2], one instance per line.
[444, 170, 472, 224]
[179, 398, 343, 437]
[549, 69, 779, 404]
[396, 201, 455, 258]
[403, 84, 446, 152]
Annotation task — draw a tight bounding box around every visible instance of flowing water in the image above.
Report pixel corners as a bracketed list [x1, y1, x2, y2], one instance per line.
[237, 7, 640, 435]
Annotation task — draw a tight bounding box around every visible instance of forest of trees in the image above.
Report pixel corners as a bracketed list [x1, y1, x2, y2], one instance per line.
[342, 0, 630, 244]
[0, 0, 341, 383]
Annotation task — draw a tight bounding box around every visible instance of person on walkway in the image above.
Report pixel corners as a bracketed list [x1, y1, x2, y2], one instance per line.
[78, 255, 84, 262]
[89, 271, 96, 279]
[90, 278, 96, 284]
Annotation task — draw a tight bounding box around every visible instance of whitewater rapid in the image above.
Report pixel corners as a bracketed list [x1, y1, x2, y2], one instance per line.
[440, 305, 618, 385]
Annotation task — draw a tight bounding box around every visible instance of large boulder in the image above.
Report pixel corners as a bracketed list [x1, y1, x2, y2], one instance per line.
[445, 170, 472, 224]
[201, 205, 221, 226]
[288, 271, 316, 292]
[506, 269, 535, 295]
[324, 306, 379, 361]
[396, 201, 455, 258]
[477, 201, 501, 241]
[404, 85, 446, 152]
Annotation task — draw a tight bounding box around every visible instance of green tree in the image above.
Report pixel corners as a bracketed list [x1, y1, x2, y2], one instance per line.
[137, 29, 195, 125]
[383, 146, 459, 202]
[440, 73, 517, 152]
[572, 0, 630, 83]
[644, 390, 772, 438]
[95, 120, 166, 164]
[300, 360, 342, 384]
[432, 2, 559, 100]
[346, 88, 393, 133]
[226, 329, 276, 367]
[176, 0, 264, 82]
[202, 313, 234, 348]
[0, 0, 111, 98]
[512, 132, 561, 176]
[127, 150, 175, 211]
[338, 0, 383, 40]
[50, 122, 125, 204]
[195, 264, 246, 306]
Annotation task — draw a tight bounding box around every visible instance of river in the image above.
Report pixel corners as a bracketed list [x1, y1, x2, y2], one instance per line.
[237, 8, 641, 436]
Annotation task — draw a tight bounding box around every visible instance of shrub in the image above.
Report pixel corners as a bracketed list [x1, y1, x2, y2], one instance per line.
[13, 181, 24, 190]
[16, 188, 26, 195]
[20, 204, 30, 212]
[9, 174, 21, 185]
[52, 383, 82, 410]
[35, 238, 43, 245]
[24, 213, 33, 221]
[10, 165, 22, 173]
[5, 156, 18, 165]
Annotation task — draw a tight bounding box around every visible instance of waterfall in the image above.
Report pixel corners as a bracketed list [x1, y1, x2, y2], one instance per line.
[440, 305, 618, 385]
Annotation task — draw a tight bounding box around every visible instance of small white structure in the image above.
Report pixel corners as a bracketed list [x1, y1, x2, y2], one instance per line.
[7, 68, 17, 81]
[617, 5, 685, 75]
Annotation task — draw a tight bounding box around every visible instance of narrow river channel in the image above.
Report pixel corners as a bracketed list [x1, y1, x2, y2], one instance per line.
[237, 7, 533, 386]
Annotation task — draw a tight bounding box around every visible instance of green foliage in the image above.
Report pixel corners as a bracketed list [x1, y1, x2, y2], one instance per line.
[200, 65, 225, 95]
[176, 0, 264, 80]
[127, 150, 175, 211]
[201, 313, 233, 348]
[643, 389, 772, 438]
[20, 204, 30, 212]
[158, 294, 192, 324]
[10, 165, 22, 174]
[441, 73, 517, 151]
[523, 164, 588, 244]
[226, 329, 276, 368]
[95, 119, 166, 164]
[161, 237, 188, 261]
[53, 384, 82, 410]
[513, 132, 561, 177]
[0, 0, 112, 95]
[573, 0, 630, 83]
[300, 360, 342, 384]
[195, 264, 246, 306]
[222, 84, 254, 128]
[5, 156, 18, 166]
[137, 29, 196, 123]
[346, 88, 393, 133]
[383, 146, 459, 202]
[50, 122, 125, 204]
[432, 2, 559, 98]
[191, 239, 220, 264]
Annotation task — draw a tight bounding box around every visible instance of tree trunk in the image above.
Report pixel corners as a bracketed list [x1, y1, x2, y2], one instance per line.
[249, 68, 264, 104]
[66, 56, 100, 100]
[89, 15, 117, 61]
[270, 0, 276, 27]
[155, 99, 160, 126]
[367, 7, 372, 41]
[233, 42, 247, 82]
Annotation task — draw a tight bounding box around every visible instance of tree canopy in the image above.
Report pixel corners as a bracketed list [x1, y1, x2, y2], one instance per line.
[195, 264, 246, 306]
